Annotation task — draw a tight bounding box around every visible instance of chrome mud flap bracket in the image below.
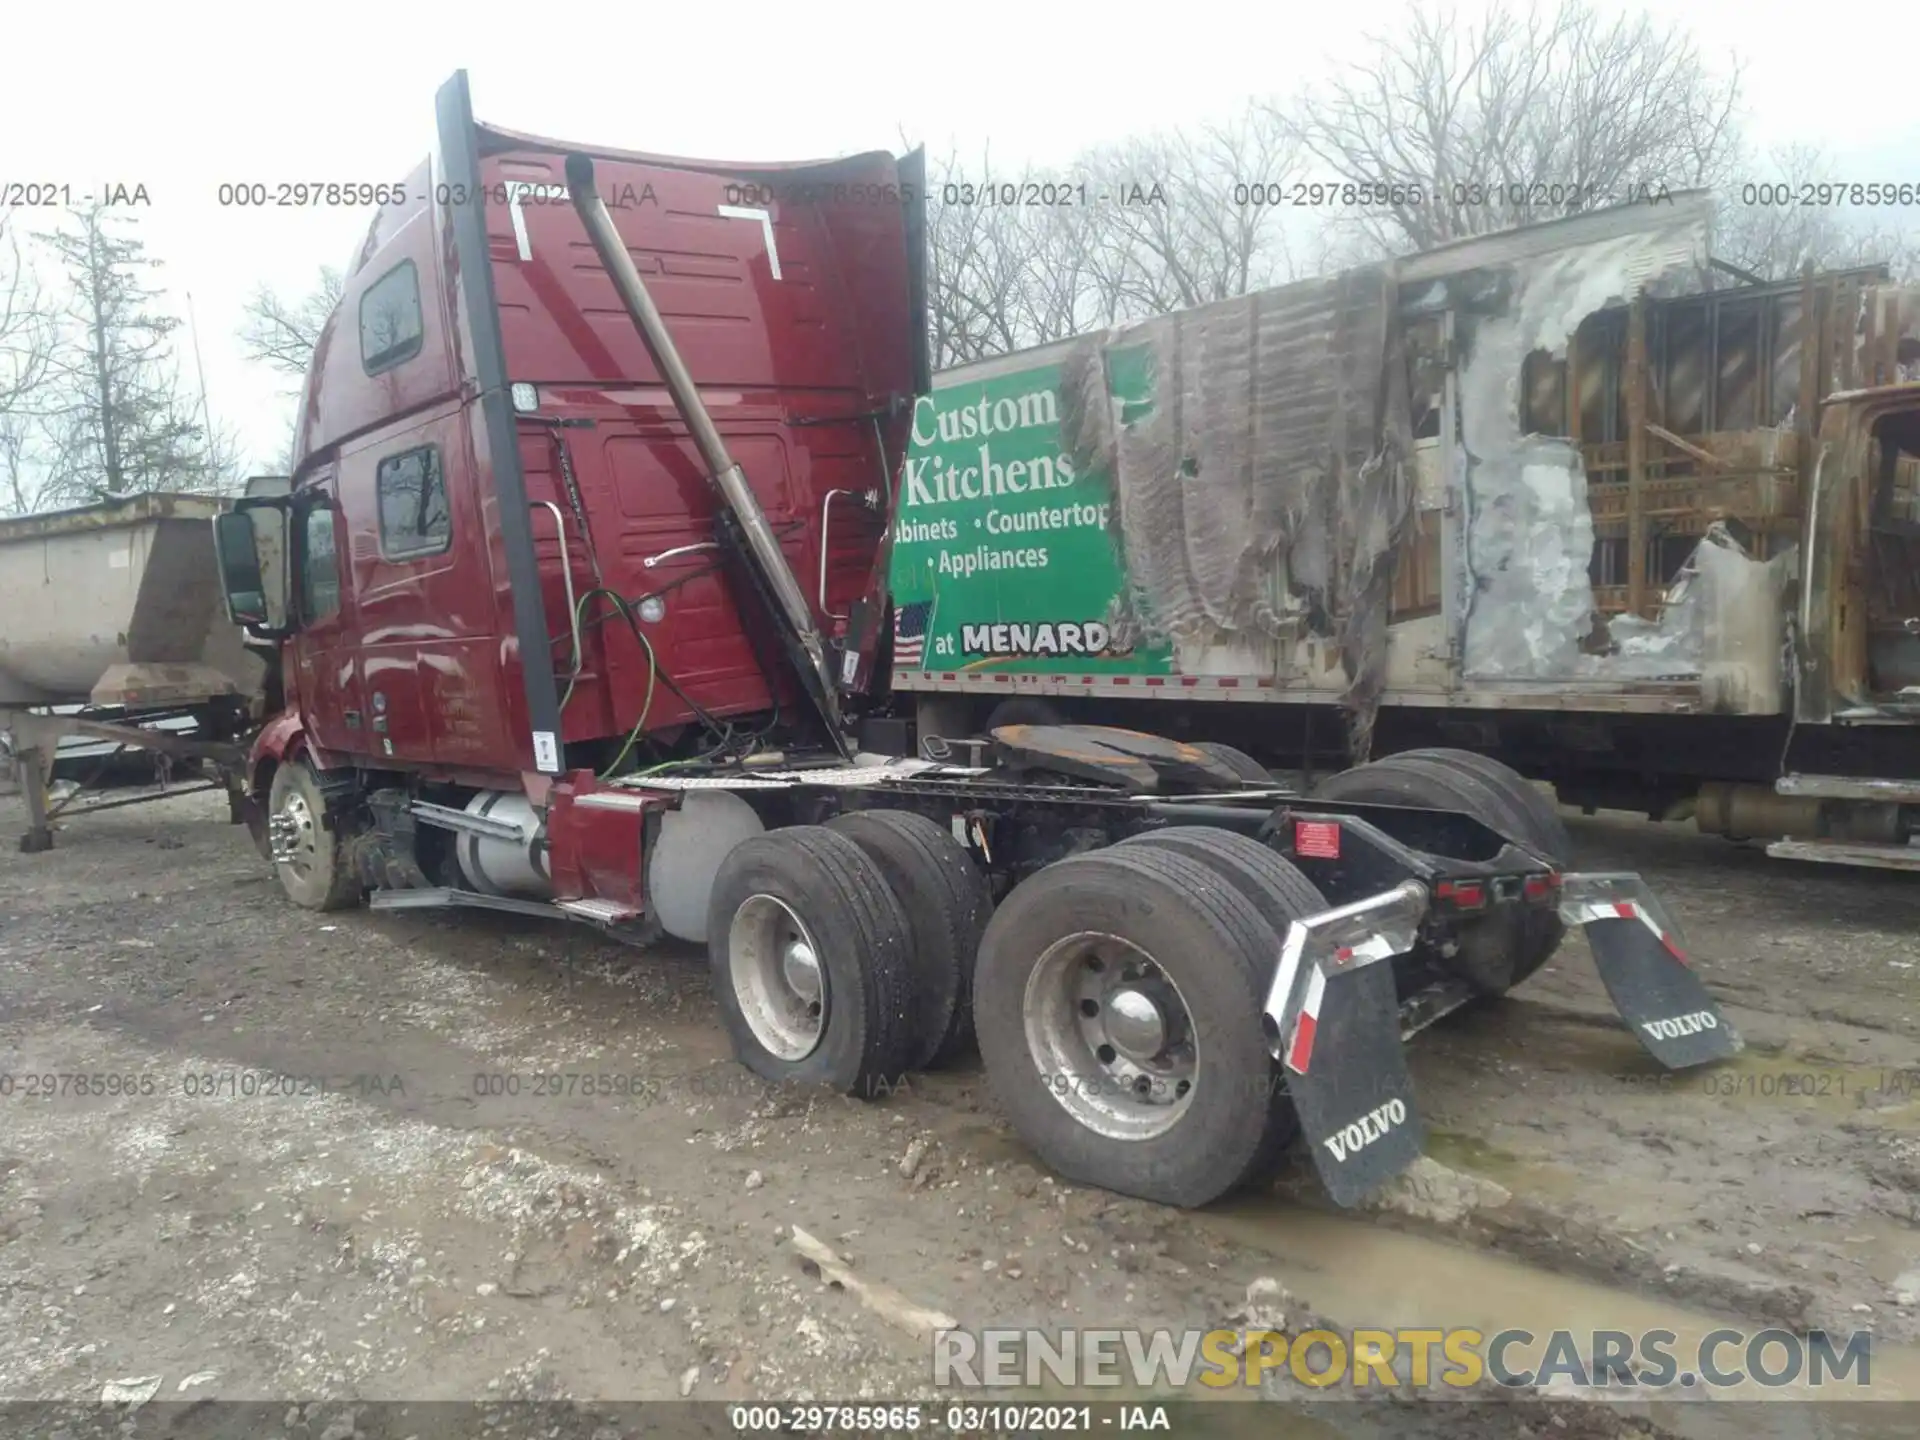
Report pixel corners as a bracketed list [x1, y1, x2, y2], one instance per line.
[1559, 872, 1743, 1069]
[1263, 880, 1429, 1207]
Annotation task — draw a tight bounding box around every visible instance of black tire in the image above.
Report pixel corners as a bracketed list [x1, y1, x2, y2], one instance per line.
[1391, 748, 1573, 858]
[1116, 826, 1329, 1182]
[1116, 825, 1326, 946]
[984, 697, 1067, 732]
[827, 809, 993, 1068]
[1192, 741, 1273, 786]
[267, 760, 361, 912]
[706, 826, 915, 1097]
[1313, 751, 1569, 993]
[973, 844, 1290, 1208]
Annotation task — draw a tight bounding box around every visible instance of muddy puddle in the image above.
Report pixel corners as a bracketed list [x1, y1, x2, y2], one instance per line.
[1208, 1199, 1920, 1400]
[956, 1121, 1919, 1411]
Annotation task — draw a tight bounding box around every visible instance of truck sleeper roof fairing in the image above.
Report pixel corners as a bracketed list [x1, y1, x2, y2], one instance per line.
[286, 72, 927, 781]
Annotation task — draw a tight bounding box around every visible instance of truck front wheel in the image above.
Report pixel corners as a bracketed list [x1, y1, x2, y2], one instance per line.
[266, 760, 362, 912]
[973, 844, 1288, 1207]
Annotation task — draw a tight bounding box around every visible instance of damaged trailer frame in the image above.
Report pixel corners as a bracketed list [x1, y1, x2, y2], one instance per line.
[197, 72, 1744, 1216]
[888, 192, 1920, 871]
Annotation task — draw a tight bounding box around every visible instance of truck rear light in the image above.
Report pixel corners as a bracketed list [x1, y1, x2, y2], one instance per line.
[1522, 872, 1561, 903]
[1434, 879, 1486, 911]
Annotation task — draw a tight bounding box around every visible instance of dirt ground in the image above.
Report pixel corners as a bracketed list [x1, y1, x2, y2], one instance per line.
[1, 784, 1917, 1437]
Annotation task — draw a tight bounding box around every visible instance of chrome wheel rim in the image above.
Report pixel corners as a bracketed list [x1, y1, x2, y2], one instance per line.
[729, 894, 827, 1060]
[271, 789, 318, 877]
[1024, 932, 1197, 1140]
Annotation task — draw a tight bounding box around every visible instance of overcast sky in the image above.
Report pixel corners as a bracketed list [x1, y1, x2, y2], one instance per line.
[4, 0, 1915, 474]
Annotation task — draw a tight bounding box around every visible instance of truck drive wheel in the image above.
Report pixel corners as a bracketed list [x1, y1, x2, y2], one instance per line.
[266, 760, 362, 912]
[972, 843, 1292, 1208]
[1116, 826, 1329, 1181]
[706, 826, 916, 1097]
[827, 810, 993, 1068]
[1314, 750, 1570, 993]
[1192, 741, 1273, 786]
[1392, 748, 1573, 856]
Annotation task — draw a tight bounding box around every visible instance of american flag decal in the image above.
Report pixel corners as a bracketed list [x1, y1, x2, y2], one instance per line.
[893, 599, 932, 668]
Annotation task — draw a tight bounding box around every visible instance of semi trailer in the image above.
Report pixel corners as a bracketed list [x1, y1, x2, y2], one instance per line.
[201, 72, 1739, 1211]
[1, 493, 267, 850]
[891, 205, 1920, 871]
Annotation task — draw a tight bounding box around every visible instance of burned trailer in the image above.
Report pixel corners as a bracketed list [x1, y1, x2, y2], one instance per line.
[202, 73, 1739, 1212]
[889, 198, 1920, 871]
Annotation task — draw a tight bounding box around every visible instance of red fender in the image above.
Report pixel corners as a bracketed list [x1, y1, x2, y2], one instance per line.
[248, 709, 308, 788]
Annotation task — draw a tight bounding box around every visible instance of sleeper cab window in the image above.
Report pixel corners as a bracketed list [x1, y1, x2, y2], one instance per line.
[359, 260, 423, 374]
[376, 446, 451, 559]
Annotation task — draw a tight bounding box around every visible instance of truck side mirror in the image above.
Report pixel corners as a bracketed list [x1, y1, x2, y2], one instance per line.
[214, 502, 291, 635]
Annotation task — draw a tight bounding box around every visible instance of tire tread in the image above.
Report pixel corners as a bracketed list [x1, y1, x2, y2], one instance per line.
[827, 809, 992, 1067]
[707, 826, 915, 1096]
[974, 843, 1289, 1207]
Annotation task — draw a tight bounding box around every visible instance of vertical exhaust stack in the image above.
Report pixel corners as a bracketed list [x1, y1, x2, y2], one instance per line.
[564, 153, 850, 756]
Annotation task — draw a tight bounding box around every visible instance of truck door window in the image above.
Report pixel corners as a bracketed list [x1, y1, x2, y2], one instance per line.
[359, 260, 423, 374]
[304, 505, 342, 620]
[376, 446, 450, 558]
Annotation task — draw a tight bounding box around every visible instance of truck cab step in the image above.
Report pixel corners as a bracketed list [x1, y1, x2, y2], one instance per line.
[369, 886, 564, 918]
[1765, 838, 1920, 871]
[555, 897, 642, 923]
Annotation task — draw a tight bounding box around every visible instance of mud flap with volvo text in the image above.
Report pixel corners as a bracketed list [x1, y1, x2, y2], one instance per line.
[1263, 881, 1429, 1207]
[1557, 872, 1743, 1069]
[1264, 872, 1740, 1207]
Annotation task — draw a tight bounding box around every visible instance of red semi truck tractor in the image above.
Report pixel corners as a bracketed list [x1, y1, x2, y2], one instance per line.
[209, 73, 1738, 1210]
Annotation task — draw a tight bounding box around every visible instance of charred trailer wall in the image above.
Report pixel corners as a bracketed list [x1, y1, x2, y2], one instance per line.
[1058, 267, 1413, 758]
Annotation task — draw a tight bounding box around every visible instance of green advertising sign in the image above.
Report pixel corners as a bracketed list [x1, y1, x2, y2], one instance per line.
[888, 354, 1172, 678]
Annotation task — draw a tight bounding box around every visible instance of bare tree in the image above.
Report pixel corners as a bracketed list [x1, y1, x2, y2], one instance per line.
[1283, 1, 1744, 257]
[0, 411, 47, 517]
[1076, 108, 1303, 316]
[922, 103, 1304, 366]
[923, 147, 1046, 365]
[0, 214, 55, 425]
[0, 214, 59, 517]
[1715, 144, 1920, 282]
[36, 203, 224, 504]
[238, 266, 343, 385]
